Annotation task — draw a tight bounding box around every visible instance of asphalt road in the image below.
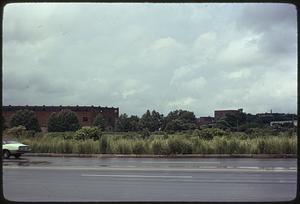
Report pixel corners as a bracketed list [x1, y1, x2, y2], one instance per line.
[2, 157, 297, 202]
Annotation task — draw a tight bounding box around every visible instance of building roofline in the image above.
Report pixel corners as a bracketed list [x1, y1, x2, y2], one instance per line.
[215, 110, 239, 112]
[2, 105, 119, 111]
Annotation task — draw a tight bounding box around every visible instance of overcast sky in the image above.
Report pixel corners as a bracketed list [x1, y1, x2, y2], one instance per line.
[3, 3, 297, 117]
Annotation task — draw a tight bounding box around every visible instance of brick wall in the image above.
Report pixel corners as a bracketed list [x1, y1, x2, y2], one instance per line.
[214, 109, 242, 121]
[2, 105, 119, 130]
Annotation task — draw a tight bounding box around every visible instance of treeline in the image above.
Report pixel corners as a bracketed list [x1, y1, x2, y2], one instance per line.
[115, 110, 197, 133]
[1, 108, 297, 134]
[115, 110, 296, 133]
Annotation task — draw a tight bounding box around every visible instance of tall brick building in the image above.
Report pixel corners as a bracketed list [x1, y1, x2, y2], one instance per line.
[2, 105, 119, 131]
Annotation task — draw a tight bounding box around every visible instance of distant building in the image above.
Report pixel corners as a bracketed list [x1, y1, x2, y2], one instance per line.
[214, 108, 243, 121]
[2, 105, 119, 131]
[257, 112, 297, 125]
[270, 120, 297, 127]
[197, 116, 215, 126]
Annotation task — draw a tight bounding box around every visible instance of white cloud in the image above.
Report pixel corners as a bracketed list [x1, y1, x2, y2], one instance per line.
[226, 69, 251, 79]
[170, 65, 193, 85]
[217, 34, 263, 68]
[183, 77, 207, 90]
[3, 3, 297, 116]
[167, 97, 197, 110]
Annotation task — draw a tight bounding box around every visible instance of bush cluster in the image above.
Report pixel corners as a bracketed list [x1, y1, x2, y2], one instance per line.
[74, 127, 102, 141]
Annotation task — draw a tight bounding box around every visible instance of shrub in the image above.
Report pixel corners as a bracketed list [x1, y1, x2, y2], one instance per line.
[4, 125, 26, 139]
[168, 136, 193, 154]
[10, 109, 41, 132]
[48, 109, 80, 132]
[77, 140, 100, 154]
[100, 135, 108, 153]
[93, 113, 107, 130]
[141, 128, 150, 138]
[198, 128, 226, 140]
[74, 127, 102, 140]
[109, 139, 133, 154]
[192, 129, 201, 137]
[132, 140, 146, 154]
[257, 139, 266, 154]
[151, 139, 169, 155]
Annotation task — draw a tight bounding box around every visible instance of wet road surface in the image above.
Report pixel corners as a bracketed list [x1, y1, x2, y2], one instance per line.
[2, 157, 297, 202]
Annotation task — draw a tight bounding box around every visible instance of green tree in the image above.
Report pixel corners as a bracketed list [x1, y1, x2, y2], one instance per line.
[163, 110, 196, 132]
[93, 113, 107, 130]
[140, 110, 153, 131]
[115, 113, 131, 132]
[10, 109, 41, 132]
[216, 112, 247, 131]
[47, 109, 80, 132]
[151, 110, 164, 131]
[128, 115, 141, 131]
[140, 110, 163, 132]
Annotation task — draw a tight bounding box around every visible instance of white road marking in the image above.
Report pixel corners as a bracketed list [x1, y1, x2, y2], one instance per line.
[237, 166, 260, 169]
[3, 166, 297, 172]
[273, 167, 285, 170]
[141, 161, 220, 164]
[80, 174, 296, 184]
[81, 174, 192, 178]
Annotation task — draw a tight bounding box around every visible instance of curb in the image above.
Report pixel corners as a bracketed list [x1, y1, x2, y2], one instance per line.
[24, 153, 297, 159]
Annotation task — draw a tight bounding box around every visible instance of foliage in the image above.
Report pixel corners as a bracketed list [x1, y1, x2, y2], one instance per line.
[216, 112, 247, 131]
[47, 109, 80, 132]
[128, 115, 141, 131]
[168, 136, 193, 154]
[197, 128, 228, 140]
[115, 113, 130, 132]
[4, 125, 26, 139]
[1, 115, 8, 130]
[18, 130, 297, 155]
[139, 110, 164, 132]
[141, 128, 150, 138]
[99, 135, 108, 153]
[132, 140, 146, 154]
[10, 109, 41, 132]
[93, 113, 107, 130]
[74, 127, 102, 140]
[151, 139, 170, 155]
[163, 110, 197, 132]
[108, 139, 133, 154]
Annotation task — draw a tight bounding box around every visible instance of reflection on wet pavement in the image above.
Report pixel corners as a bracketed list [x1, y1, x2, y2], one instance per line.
[3, 159, 51, 166]
[2, 156, 297, 170]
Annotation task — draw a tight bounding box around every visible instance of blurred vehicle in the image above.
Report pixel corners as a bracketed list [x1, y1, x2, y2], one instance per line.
[2, 140, 31, 159]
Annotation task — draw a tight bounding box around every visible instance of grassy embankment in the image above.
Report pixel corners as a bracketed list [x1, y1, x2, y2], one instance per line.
[15, 129, 297, 155]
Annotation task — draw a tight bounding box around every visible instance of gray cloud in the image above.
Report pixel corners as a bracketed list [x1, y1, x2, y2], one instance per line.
[3, 3, 297, 117]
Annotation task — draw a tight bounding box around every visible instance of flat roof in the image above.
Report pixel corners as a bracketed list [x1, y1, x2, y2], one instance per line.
[2, 105, 119, 112]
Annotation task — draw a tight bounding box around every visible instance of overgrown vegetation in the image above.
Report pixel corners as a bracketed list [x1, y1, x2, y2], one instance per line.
[9, 109, 41, 132]
[3, 127, 296, 155]
[47, 109, 80, 132]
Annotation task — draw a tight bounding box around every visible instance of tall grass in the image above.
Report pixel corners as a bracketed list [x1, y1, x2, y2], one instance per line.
[18, 131, 297, 155]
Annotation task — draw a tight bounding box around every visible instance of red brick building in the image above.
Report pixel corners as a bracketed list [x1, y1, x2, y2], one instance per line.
[2, 105, 119, 131]
[214, 109, 243, 121]
[197, 116, 215, 126]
